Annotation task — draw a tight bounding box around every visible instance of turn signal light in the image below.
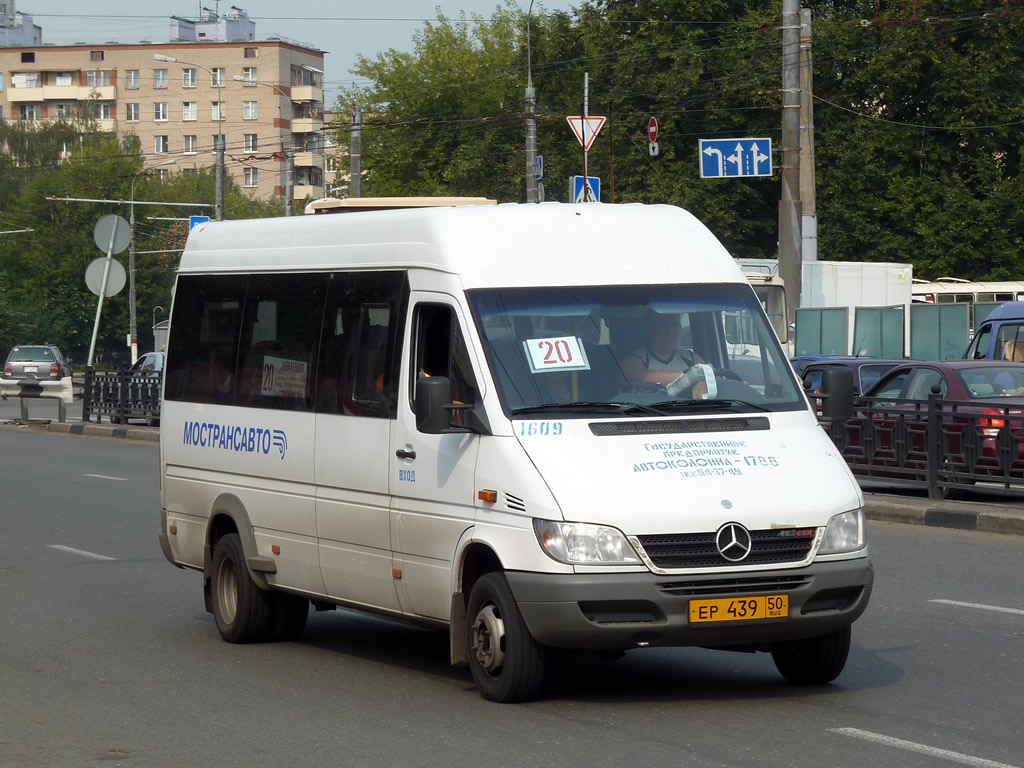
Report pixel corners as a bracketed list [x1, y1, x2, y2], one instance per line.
[478, 490, 498, 503]
[271, 544, 281, 555]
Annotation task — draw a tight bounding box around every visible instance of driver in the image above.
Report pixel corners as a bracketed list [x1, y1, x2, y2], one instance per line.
[621, 311, 711, 396]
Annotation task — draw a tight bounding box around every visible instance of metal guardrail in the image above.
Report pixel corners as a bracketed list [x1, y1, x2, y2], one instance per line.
[82, 368, 161, 426]
[824, 393, 1024, 499]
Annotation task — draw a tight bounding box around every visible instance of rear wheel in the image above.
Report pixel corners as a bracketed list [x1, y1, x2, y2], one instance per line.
[211, 533, 273, 643]
[772, 625, 851, 685]
[466, 573, 546, 703]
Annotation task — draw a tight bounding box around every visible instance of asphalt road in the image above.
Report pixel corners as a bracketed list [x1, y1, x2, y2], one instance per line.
[2, 426, 1023, 768]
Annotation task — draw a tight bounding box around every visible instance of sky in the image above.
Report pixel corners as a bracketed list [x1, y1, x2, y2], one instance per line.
[19, 0, 580, 105]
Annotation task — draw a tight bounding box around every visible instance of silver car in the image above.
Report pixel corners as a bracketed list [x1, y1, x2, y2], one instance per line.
[2, 345, 71, 381]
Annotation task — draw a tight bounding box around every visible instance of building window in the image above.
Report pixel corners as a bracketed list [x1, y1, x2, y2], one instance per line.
[125, 69, 139, 89]
[244, 133, 258, 152]
[290, 64, 322, 88]
[21, 51, 35, 63]
[241, 67, 257, 85]
[183, 168, 198, 176]
[55, 103, 74, 118]
[12, 72, 41, 88]
[182, 68, 196, 88]
[154, 102, 168, 121]
[211, 102, 224, 121]
[153, 69, 168, 89]
[19, 104, 40, 120]
[183, 135, 198, 154]
[90, 50, 104, 61]
[126, 103, 139, 122]
[87, 70, 111, 87]
[55, 71, 73, 86]
[212, 135, 221, 153]
[154, 135, 169, 154]
[92, 102, 112, 120]
[244, 47, 258, 58]
[182, 102, 197, 121]
[326, 156, 336, 172]
[157, 168, 171, 181]
[244, 167, 259, 187]
[211, 67, 225, 87]
[243, 101, 257, 120]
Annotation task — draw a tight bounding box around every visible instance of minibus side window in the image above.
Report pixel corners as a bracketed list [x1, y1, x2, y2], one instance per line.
[995, 324, 1024, 362]
[315, 271, 407, 418]
[412, 303, 478, 414]
[165, 274, 246, 404]
[236, 273, 327, 412]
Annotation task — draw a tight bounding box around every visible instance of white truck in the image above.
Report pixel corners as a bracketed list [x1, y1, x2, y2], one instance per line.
[738, 259, 913, 355]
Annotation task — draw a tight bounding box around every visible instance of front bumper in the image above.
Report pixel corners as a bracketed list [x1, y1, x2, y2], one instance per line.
[506, 557, 873, 650]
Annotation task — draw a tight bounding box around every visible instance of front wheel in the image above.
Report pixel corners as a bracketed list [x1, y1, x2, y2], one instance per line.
[466, 573, 546, 703]
[771, 625, 851, 685]
[211, 533, 274, 643]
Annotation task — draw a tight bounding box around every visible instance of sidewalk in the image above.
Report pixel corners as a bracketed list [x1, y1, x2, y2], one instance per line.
[5, 418, 1024, 537]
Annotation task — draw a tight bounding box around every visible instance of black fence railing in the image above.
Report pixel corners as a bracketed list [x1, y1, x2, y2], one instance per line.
[824, 394, 1024, 499]
[82, 368, 161, 426]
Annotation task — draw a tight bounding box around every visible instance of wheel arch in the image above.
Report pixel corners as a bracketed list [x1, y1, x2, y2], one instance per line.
[203, 493, 271, 608]
[449, 530, 504, 666]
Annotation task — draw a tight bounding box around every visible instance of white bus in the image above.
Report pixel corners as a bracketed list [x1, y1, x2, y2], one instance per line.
[159, 203, 872, 702]
[911, 278, 1024, 306]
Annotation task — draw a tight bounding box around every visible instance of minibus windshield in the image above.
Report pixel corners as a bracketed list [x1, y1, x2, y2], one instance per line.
[468, 283, 805, 417]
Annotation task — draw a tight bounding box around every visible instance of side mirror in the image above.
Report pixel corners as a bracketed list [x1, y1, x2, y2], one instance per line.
[415, 376, 454, 434]
[820, 366, 854, 422]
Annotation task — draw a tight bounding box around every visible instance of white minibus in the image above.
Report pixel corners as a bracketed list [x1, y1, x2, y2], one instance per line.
[159, 202, 872, 702]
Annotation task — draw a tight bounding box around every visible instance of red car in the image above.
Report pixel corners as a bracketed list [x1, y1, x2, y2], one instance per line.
[841, 360, 1024, 481]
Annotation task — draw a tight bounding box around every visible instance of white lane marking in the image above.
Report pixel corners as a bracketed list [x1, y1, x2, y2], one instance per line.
[930, 599, 1024, 617]
[829, 728, 1020, 768]
[84, 473, 128, 482]
[47, 545, 115, 561]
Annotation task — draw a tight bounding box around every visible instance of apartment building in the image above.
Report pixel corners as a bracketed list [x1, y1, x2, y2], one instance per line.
[0, 10, 327, 206]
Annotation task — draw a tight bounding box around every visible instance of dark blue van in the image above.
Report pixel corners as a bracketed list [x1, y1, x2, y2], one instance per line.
[965, 302, 1024, 360]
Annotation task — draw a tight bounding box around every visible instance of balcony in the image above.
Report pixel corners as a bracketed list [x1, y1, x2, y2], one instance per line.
[293, 183, 325, 200]
[291, 117, 323, 133]
[42, 85, 80, 100]
[292, 150, 324, 168]
[290, 85, 323, 104]
[6, 87, 44, 102]
[81, 85, 117, 100]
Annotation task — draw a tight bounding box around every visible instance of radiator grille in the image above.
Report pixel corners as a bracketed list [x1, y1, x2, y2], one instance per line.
[636, 529, 816, 569]
[657, 575, 812, 597]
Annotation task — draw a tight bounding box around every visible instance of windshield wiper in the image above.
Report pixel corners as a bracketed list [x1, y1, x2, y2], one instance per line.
[647, 398, 771, 413]
[511, 401, 670, 417]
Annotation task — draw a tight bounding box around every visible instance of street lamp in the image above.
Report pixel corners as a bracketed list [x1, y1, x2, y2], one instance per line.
[128, 157, 175, 364]
[154, 54, 224, 221]
[233, 74, 299, 215]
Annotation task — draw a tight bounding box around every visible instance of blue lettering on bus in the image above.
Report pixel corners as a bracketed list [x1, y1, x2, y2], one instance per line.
[182, 421, 288, 460]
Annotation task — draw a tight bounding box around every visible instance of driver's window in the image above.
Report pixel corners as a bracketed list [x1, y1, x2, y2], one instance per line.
[411, 303, 478, 411]
[871, 371, 910, 402]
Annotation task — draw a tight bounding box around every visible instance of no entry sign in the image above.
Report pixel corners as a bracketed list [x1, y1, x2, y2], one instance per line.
[648, 117, 659, 143]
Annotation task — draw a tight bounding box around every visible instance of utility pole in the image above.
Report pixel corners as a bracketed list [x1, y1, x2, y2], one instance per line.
[525, 0, 538, 203]
[285, 139, 295, 216]
[799, 7, 817, 262]
[350, 106, 362, 198]
[779, 0, 803, 330]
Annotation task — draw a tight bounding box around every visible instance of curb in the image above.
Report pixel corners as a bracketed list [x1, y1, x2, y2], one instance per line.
[864, 494, 1024, 537]
[43, 421, 160, 443]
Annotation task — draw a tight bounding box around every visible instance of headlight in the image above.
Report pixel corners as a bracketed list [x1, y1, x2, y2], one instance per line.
[818, 508, 865, 555]
[533, 519, 641, 565]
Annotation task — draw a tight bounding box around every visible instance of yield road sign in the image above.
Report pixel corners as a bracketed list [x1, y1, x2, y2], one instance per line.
[566, 116, 606, 151]
[699, 138, 772, 178]
[571, 175, 600, 203]
[648, 117, 659, 143]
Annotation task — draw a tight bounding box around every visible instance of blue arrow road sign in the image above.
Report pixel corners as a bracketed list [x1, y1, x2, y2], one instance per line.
[189, 215, 211, 230]
[571, 175, 600, 203]
[534, 155, 543, 181]
[699, 138, 772, 179]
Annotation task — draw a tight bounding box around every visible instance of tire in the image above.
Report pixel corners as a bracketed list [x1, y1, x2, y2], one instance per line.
[466, 573, 546, 703]
[210, 533, 274, 643]
[270, 593, 309, 642]
[772, 625, 851, 685]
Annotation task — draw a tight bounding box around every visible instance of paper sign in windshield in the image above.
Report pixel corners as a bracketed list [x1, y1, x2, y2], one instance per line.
[261, 356, 307, 398]
[524, 336, 591, 373]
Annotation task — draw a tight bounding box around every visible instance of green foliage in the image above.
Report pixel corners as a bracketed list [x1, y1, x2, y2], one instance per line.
[0, 128, 281, 362]
[333, 0, 1024, 277]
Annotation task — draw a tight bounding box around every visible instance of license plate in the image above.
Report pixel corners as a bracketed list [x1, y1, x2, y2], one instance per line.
[24, 365, 38, 373]
[689, 594, 789, 623]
